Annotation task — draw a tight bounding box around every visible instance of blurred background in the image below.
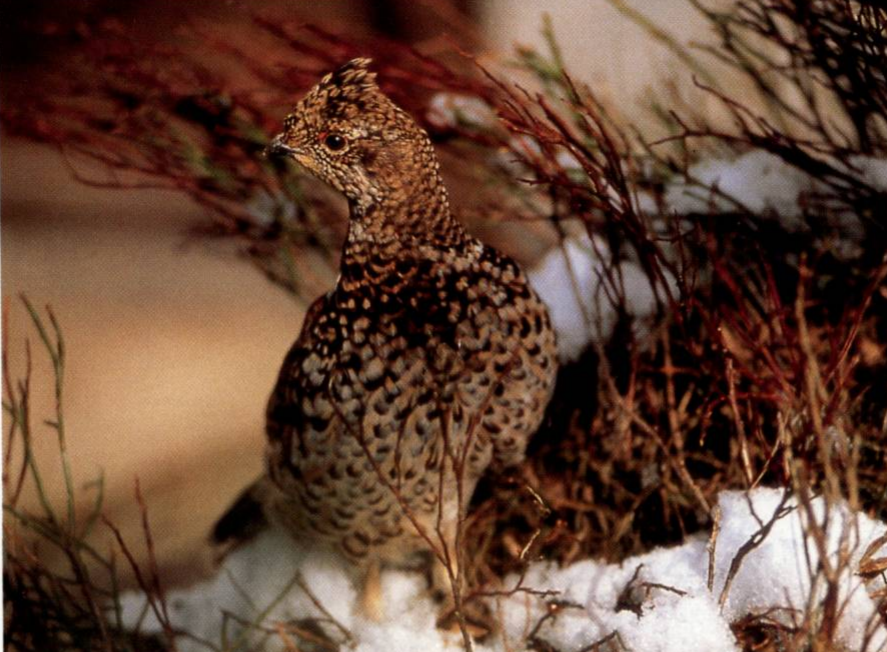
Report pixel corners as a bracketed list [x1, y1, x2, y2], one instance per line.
[1, 0, 729, 586]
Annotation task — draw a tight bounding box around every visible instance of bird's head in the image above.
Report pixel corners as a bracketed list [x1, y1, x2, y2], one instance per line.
[267, 58, 435, 213]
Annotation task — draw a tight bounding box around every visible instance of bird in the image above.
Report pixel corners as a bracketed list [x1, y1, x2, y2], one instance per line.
[213, 57, 558, 619]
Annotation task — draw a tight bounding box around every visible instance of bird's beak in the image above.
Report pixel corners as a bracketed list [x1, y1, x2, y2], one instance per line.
[265, 134, 298, 159]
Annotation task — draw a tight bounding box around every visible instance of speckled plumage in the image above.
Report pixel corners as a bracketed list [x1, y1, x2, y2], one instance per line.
[221, 59, 557, 586]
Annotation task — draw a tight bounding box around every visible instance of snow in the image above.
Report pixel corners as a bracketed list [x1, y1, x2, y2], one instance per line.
[664, 150, 818, 224]
[661, 149, 887, 255]
[119, 528, 479, 652]
[426, 93, 497, 131]
[848, 155, 887, 192]
[120, 528, 358, 650]
[499, 489, 886, 652]
[497, 545, 733, 652]
[527, 232, 673, 362]
[118, 489, 887, 652]
[245, 188, 298, 227]
[712, 490, 886, 650]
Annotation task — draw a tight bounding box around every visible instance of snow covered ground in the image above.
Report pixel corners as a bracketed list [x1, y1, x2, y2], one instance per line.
[497, 490, 886, 652]
[120, 489, 886, 651]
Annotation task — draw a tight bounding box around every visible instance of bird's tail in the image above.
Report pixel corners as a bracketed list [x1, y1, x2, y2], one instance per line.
[209, 476, 273, 560]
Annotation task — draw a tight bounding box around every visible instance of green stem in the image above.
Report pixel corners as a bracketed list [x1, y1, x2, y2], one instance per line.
[21, 295, 77, 531]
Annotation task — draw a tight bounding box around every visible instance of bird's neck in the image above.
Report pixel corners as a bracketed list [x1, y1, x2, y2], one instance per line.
[339, 170, 471, 287]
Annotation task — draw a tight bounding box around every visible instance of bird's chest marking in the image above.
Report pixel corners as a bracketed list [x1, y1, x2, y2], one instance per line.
[303, 253, 518, 399]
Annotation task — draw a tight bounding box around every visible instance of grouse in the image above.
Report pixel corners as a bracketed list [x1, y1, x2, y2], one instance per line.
[214, 58, 558, 617]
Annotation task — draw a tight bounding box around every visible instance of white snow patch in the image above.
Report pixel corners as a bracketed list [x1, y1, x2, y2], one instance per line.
[500, 489, 887, 652]
[119, 495, 886, 652]
[494, 135, 589, 181]
[554, 148, 583, 172]
[426, 93, 496, 130]
[527, 233, 673, 362]
[661, 149, 887, 259]
[713, 489, 887, 651]
[498, 545, 736, 652]
[664, 150, 818, 227]
[849, 155, 887, 192]
[634, 190, 659, 215]
[119, 528, 358, 651]
[119, 528, 488, 652]
[245, 189, 298, 227]
[493, 135, 543, 177]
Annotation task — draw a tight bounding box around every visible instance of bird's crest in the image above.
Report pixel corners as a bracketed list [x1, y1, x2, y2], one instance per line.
[320, 58, 378, 100]
[285, 57, 382, 130]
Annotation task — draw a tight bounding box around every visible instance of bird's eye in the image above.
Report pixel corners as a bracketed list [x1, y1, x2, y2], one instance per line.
[323, 133, 347, 151]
